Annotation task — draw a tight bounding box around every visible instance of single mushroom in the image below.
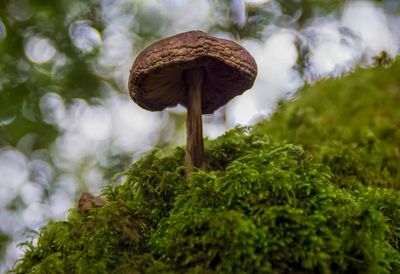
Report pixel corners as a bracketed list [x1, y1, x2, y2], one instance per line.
[77, 192, 106, 213]
[128, 30, 257, 172]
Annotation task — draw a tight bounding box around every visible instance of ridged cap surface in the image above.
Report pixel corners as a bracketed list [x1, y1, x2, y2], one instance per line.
[128, 30, 257, 114]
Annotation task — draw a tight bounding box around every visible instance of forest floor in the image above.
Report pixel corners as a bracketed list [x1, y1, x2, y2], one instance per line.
[11, 59, 400, 274]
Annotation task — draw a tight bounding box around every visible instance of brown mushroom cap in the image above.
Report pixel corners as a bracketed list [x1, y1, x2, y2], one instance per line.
[128, 30, 257, 114]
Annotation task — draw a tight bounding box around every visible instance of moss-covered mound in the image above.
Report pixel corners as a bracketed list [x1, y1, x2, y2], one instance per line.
[11, 60, 400, 274]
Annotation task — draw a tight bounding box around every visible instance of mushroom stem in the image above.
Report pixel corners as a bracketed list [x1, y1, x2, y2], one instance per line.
[184, 68, 206, 173]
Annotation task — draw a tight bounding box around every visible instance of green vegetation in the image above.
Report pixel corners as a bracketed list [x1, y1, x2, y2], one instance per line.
[10, 60, 400, 273]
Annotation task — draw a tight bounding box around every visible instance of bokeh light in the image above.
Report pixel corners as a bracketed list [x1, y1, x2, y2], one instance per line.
[0, 149, 28, 210]
[163, 0, 211, 32]
[69, 20, 102, 53]
[7, 0, 32, 22]
[304, 20, 364, 79]
[24, 35, 57, 64]
[342, 1, 398, 58]
[0, 19, 6, 41]
[244, 0, 271, 4]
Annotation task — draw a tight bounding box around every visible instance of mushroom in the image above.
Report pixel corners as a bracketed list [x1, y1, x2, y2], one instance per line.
[128, 30, 257, 173]
[77, 192, 106, 213]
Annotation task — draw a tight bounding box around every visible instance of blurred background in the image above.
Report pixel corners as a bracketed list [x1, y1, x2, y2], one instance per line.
[0, 0, 399, 270]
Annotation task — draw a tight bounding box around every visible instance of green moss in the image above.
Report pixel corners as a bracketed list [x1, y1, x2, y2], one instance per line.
[10, 60, 400, 273]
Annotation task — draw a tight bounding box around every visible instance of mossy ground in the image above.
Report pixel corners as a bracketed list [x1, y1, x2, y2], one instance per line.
[10, 60, 400, 273]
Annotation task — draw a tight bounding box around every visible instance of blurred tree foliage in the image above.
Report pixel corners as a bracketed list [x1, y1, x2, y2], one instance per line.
[1, 0, 98, 149]
[0, 0, 393, 150]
